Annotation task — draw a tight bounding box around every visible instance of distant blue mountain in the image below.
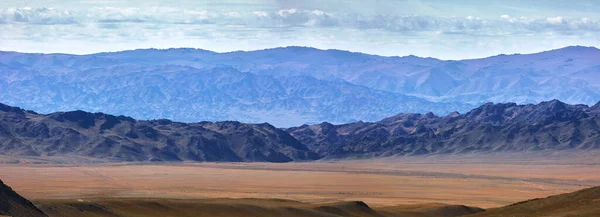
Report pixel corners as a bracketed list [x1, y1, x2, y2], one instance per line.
[0, 46, 599, 126]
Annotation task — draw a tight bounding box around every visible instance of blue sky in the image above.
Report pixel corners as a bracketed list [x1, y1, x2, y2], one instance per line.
[1, 0, 599, 59]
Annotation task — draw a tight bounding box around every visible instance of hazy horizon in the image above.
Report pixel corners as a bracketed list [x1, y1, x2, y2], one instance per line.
[1, 44, 598, 61]
[2, 0, 600, 59]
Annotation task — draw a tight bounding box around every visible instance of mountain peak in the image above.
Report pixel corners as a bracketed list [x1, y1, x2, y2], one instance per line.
[538, 99, 567, 106]
[289, 100, 600, 158]
[542, 45, 600, 55]
[589, 101, 600, 114]
[560, 45, 599, 51]
[0, 103, 25, 115]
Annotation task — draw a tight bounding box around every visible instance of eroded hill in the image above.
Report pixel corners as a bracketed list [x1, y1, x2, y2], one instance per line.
[288, 100, 600, 158]
[0, 103, 319, 162]
[468, 186, 600, 217]
[0, 179, 47, 217]
[1, 100, 600, 162]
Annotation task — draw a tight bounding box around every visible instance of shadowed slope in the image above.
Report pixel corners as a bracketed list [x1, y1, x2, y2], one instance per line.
[34, 198, 487, 217]
[0, 103, 319, 163]
[0, 179, 47, 217]
[315, 201, 385, 217]
[288, 100, 600, 158]
[377, 203, 485, 217]
[468, 186, 600, 217]
[2, 100, 600, 162]
[36, 198, 378, 217]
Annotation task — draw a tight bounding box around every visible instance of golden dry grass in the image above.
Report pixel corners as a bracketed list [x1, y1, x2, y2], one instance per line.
[0, 154, 598, 209]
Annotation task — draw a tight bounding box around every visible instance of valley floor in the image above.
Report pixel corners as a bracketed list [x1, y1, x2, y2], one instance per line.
[0, 153, 598, 209]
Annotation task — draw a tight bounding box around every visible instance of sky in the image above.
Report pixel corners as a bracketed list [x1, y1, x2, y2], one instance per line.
[1, 0, 599, 59]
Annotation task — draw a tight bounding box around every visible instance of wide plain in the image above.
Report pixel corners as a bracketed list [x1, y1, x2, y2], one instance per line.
[0, 153, 598, 209]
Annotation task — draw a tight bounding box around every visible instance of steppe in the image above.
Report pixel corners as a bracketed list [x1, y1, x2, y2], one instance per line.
[1, 153, 598, 210]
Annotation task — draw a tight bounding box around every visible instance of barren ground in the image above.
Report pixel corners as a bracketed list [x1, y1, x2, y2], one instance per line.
[0, 153, 598, 208]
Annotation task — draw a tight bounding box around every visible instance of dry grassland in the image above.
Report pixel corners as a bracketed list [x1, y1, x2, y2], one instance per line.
[0, 153, 598, 208]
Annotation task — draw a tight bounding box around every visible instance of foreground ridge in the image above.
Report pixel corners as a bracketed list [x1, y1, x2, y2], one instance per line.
[0, 179, 47, 217]
[469, 186, 600, 217]
[29, 186, 600, 217]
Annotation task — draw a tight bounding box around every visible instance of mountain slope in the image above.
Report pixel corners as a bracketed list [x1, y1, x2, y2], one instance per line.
[468, 186, 600, 217]
[0, 63, 469, 127]
[0, 179, 47, 217]
[1, 100, 599, 162]
[1, 46, 599, 126]
[0, 103, 319, 162]
[287, 100, 600, 158]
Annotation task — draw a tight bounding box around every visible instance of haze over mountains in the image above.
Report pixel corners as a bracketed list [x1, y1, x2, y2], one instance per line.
[1, 46, 599, 126]
[1, 100, 599, 162]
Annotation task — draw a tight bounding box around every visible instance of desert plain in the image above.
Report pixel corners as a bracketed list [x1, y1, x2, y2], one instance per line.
[1, 152, 598, 211]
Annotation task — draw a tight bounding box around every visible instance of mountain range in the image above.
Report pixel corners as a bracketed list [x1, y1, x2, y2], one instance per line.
[0, 103, 319, 163]
[288, 100, 600, 158]
[1, 100, 598, 162]
[1, 46, 599, 126]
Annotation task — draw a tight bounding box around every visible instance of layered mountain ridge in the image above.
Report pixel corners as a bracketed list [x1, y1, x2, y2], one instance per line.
[1, 100, 599, 162]
[0, 103, 319, 163]
[1, 46, 599, 126]
[287, 99, 600, 158]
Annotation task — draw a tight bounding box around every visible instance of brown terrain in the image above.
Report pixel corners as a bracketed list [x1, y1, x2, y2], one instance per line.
[33, 198, 486, 217]
[0, 179, 47, 217]
[469, 186, 600, 217]
[0, 153, 599, 216]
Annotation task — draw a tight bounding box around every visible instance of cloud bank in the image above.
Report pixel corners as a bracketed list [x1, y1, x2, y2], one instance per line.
[2, 7, 599, 33]
[1, 5, 599, 59]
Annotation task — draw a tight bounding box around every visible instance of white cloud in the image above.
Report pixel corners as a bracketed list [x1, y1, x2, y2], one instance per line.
[278, 8, 297, 17]
[2, 7, 599, 34]
[253, 11, 268, 17]
[547, 16, 564, 24]
[0, 7, 77, 24]
[0, 6, 599, 59]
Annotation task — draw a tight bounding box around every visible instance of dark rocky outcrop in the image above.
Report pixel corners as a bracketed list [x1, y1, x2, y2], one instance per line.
[1, 100, 599, 162]
[287, 100, 600, 158]
[0, 179, 47, 217]
[0, 103, 320, 162]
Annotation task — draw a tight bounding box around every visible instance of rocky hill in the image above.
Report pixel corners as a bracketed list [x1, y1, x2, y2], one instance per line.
[1, 100, 599, 162]
[469, 186, 600, 217]
[0, 103, 319, 162]
[287, 100, 600, 158]
[0, 179, 47, 217]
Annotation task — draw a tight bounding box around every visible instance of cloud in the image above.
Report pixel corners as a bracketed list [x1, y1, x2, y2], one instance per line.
[1, 7, 598, 35]
[1, 6, 599, 59]
[546, 16, 564, 24]
[0, 7, 77, 25]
